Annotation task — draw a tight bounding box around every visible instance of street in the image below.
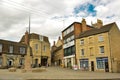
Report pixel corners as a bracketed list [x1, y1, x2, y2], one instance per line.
[0, 66, 120, 80]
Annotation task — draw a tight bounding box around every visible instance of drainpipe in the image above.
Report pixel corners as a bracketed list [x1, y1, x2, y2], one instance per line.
[108, 32, 113, 73]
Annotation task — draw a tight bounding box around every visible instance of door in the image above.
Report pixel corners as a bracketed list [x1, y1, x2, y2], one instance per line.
[35, 59, 38, 67]
[8, 59, 13, 67]
[105, 62, 109, 72]
[41, 58, 47, 66]
[91, 61, 94, 71]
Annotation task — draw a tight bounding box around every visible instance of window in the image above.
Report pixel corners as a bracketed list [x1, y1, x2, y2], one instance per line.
[70, 26, 74, 32]
[71, 35, 74, 41]
[64, 49, 67, 56]
[0, 58, 2, 65]
[0, 44, 2, 52]
[96, 58, 104, 69]
[67, 28, 70, 34]
[98, 35, 104, 42]
[99, 46, 104, 53]
[64, 31, 67, 36]
[20, 47, 25, 54]
[80, 59, 89, 69]
[80, 39, 84, 45]
[35, 44, 39, 51]
[19, 58, 24, 65]
[71, 46, 75, 54]
[81, 49, 84, 56]
[96, 58, 108, 69]
[90, 47, 94, 56]
[39, 35, 43, 41]
[9, 45, 13, 53]
[89, 37, 93, 44]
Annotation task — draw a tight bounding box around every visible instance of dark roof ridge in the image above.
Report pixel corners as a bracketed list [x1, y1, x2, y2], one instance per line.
[77, 22, 116, 38]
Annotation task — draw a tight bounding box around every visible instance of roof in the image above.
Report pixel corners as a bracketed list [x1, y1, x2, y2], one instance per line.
[0, 39, 26, 46]
[62, 22, 93, 32]
[77, 22, 115, 38]
[20, 33, 49, 43]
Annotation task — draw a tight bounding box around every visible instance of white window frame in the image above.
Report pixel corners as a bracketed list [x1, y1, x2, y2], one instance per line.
[39, 35, 43, 41]
[98, 35, 104, 42]
[9, 45, 13, 53]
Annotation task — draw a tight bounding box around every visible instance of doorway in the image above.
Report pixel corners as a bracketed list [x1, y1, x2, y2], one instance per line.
[35, 59, 38, 67]
[105, 62, 109, 72]
[41, 57, 48, 66]
[91, 61, 94, 71]
[8, 59, 13, 67]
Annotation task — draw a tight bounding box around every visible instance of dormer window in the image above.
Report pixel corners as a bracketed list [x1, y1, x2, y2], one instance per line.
[9, 45, 13, 53]
[20, 47, 26, 54]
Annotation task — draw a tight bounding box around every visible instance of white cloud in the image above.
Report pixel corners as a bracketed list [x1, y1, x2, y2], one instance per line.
[0, 0, 120, 46]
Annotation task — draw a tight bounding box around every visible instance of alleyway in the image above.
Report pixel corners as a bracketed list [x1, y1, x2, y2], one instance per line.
[0, 66, 120, 80]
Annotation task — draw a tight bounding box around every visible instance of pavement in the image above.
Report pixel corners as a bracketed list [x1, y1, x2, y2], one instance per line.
[0, 66, 120, 80]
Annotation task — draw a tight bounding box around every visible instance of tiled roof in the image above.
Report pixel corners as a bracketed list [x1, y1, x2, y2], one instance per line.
[77, 22, 115, 38]
[20, 33, 49, 43]
[0, 39, 26, 46]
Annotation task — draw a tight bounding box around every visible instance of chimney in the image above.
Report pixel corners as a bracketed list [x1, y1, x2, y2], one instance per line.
[58, 36, 61, 40]
[25, 31, 29, 45]
[82, 18, 87, 32]
[97, 19, 103, 28]
[53, 41, 56, 46]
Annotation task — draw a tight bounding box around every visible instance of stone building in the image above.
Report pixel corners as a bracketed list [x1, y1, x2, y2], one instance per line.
[0, 39, 27, 68]
[76, 21, 120, 72]
[20, 32, 51, 67]
[51, 37, 63, 66]
[62, 19, 93, 68]
[0, 31, 51, 68]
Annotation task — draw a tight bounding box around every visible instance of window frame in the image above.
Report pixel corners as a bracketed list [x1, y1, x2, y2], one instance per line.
[99, 46, 104, 54]
[80, 39, 84, 45]
[0, 44, 2, 52]
[81, 49, 84, 56]
[98, 35, 104, 42]
[20, 47, 26, 54]
[9, 45, 14, 53]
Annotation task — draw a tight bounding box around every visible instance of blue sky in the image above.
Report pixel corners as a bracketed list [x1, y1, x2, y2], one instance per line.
[73, 3, 96, 17]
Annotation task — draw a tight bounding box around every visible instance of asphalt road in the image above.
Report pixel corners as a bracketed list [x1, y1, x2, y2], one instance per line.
[0, 66, 120, 80]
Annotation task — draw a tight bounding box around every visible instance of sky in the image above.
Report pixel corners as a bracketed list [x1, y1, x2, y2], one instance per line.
[0, 0, 120, 46]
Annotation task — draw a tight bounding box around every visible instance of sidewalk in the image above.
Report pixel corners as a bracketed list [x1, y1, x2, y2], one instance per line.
[0, 66, 120, 80]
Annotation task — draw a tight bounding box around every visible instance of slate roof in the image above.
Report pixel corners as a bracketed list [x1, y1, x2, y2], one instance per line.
[20, 33, 49, 43]
[77, 22, 115, 38]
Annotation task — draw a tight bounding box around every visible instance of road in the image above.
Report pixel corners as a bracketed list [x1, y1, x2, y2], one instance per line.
[0, 66, 120, 80]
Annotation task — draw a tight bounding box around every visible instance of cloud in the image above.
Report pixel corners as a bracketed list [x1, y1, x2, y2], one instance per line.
[0, 0, 120, 46]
